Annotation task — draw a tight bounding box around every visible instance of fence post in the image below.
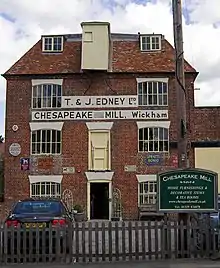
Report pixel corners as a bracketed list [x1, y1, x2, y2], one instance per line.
[178, 215, 188, 258]
[164, 214, 168, 258]
[186, 217, 191, 258]
[0, 223, 2, 264]
[161, 220, 165, 259]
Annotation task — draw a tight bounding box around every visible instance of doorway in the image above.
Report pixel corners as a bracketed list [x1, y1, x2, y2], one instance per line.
[90, 182, 109, 220]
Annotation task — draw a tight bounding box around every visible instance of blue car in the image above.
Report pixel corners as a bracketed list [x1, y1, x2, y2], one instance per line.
[4, 198, 73, 256]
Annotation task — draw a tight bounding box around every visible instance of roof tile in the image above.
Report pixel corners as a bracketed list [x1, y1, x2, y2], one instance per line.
[3, 34, 196, 76]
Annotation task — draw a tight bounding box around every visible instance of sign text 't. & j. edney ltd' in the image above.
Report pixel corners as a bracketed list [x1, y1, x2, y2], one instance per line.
[61, 95, 138, 108]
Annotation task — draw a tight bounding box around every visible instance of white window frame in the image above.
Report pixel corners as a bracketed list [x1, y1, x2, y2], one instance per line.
[139, 181, 157, 205]
[88, 130, 111, 171]
[31, 129, 62, 155]
[137, 175, 157, 206]
[32, 84, 62, 109]
[30, 182, 61, 198]
[137, 80, 168, 106]
[42, 36, 64, 52]
[138, 127, 169, 153]
[140, 35, 161, 51]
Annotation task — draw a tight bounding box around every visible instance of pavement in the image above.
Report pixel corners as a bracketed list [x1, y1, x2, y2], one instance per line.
[2, 259, 220, 268]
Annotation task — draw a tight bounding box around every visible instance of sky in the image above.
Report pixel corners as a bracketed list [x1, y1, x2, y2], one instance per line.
[0, 0, 220, 136]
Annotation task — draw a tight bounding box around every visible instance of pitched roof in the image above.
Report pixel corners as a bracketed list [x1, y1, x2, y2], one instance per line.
[3, 33, 197, 76]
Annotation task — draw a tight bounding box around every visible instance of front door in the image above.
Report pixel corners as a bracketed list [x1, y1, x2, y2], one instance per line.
[90, 182, 109, 220]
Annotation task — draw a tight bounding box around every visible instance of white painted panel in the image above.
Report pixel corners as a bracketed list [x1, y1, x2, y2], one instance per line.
[90, 132, 109, 170]
[85, 172, 114, 181]
[136, 78, 169, 83]
[32, 110, 169, 121]
[137, 121, 170, 129]
[136, 174, 157, 183]
[81, 22, 110, 70]
[29, 122, 64, 131]
[94, 158, 104, 170]
[28, 175, 63, 183]
[86, 122, 113, 130]
[91, 132, 109, 147]
[93, 148, 106, 170]
[195, 148, 220, 192]
[32, 79, 63, 86]
[62, 95, 138, 108]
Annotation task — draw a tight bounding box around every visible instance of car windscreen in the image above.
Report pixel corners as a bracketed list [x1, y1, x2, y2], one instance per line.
[12, 201, 63, 214]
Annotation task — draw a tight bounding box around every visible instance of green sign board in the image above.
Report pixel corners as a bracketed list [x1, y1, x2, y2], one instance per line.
[157, 168, 218, 213]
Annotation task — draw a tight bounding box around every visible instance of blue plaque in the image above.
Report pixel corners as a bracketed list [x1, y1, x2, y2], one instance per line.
[146, 154, 162, 166]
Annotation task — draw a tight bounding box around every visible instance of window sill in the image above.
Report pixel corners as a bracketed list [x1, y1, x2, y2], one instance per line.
[88, 169, 112, 172]
[42, 51, 63, 54]
[137, 105, 168, 107]
[31, 154, 62, 156]
[31, 107, 62, 110]
[140, 50, 162, 53]
[138, 151, 169, 154]
[139, 203, 157, 206]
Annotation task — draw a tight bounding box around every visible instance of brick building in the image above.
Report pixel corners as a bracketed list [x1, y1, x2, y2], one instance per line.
[2, 21, 220, 220]
[0, 142, 4, 202]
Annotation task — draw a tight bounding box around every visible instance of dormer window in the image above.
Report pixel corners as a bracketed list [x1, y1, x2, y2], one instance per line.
[140, 35, 161, 51]
[42, 36, 63, 52]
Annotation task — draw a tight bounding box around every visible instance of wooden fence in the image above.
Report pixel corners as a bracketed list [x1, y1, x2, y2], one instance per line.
[0, 220, 219, 264]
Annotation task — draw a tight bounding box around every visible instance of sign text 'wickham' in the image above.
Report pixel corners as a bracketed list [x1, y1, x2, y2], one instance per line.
[32, 110, 168, 121]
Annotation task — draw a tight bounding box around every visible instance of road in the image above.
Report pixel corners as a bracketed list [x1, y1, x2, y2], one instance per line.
[2, 259, 220, 268]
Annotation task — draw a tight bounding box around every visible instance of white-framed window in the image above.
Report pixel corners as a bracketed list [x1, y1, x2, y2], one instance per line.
[138, 81, 168, 106]
[32, 84, 62, 109]
[42, 36, 63, 52]
[89, 131, 111, 171]
[140, 35, 161, 51]
[139, 181, 157, 205]
[139, 127, 169, 152]
[31, 129, 61, 155]
[31, 182, 61, 198]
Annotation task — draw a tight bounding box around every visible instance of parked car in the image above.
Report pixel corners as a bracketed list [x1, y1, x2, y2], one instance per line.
[4, 198, 73, 255]
[190, 212, 219, 252]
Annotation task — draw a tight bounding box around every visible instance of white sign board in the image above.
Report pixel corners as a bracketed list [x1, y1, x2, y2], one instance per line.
[32, 110, 168, 121]
[62, 95, 138, 108]
[9, 143, 21, 157]
[63, 167, 75, 174]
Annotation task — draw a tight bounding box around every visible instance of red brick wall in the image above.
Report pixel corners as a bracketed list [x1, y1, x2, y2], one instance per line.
[191, 107, 220, 141]
[4, 78, 31, 202]
[3, 72, 219, 220]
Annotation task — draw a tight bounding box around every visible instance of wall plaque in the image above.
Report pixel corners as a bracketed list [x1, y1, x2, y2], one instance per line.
[20, 158, 30, 171]
[124, 165, 137, 172]
[9, 143, 21, 157]
[63, 167, 75, 174]
[146, 154, 162, 166]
